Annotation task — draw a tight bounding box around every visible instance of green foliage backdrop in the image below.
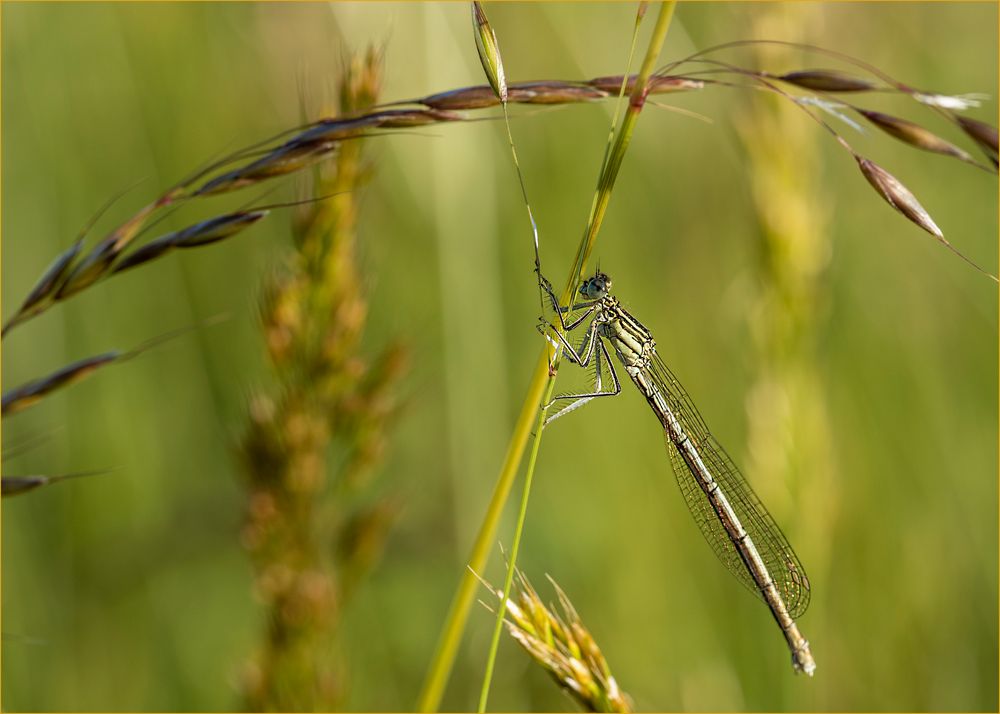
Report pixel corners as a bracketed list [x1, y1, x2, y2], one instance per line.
[2, 3, 996, 711]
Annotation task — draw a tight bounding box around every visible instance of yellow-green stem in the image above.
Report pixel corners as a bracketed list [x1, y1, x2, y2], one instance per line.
[565, 0, 675, 300]
[477, 375, 556, 712]
[416, 351, 550, 712]
[416, 4, 676, 710]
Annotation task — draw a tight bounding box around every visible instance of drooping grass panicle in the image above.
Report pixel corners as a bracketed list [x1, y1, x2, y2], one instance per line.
[2, 71, 702, 339]
[651, 50, 998, 280]
[9, 37, 992, 343]
[663, 54, 995, 167]
[2, 191, 342, 337]
[660, 39, 1000, 170]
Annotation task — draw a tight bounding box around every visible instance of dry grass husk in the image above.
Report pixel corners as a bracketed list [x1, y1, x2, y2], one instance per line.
[481, 568, 632, 713]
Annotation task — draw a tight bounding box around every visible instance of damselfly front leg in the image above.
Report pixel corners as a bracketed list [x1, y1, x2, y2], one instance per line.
[537, 273, 599, 330]
[535, 272, 623, 425]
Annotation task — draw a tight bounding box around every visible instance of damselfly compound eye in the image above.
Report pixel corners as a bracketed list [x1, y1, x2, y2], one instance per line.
[579, 272, 612, 300]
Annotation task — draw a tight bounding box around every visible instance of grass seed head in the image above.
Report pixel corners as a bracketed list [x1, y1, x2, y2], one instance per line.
[472, 2, 507, 102]
[856, 156, 942, 237]
[340, 45, 384, 113]
[777, 69, 878, 92]
[1, 470, 105, 498]
[1, 477, 50, 497]
[112, 210, 268, 274]
[589, 74, 703, 95]
[17, 238, 85, 314]
[110, 234, 177, 274]
[858, 109, 975, 162]
[173, 210, 269, 247]
[956, 115, 999, 161]
[2, 351, 121, 416]
[196, 142, 337, 195]
[375, 108, 464, 127]
[484, 568, 633, 713]
[405, 74, 700, 112]
[54, 240, 118, 299]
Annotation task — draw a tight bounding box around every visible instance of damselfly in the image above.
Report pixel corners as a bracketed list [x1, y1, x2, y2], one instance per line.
[538, 269, 815, 676]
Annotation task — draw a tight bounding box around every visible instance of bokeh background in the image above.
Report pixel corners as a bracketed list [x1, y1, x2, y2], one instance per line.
[2, 3, 997, 711]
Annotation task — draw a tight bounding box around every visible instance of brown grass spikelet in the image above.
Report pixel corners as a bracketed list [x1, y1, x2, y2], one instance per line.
[482, 569, 633, 713]
[1, 470, 105, 498]
[856, 156, 998, 281]
[856, 156, 943, 238]
[54, 199, 163, 299]
[856, 109, 980, 166]
[2, 196, 266, 334]
[409, 75, 701, 112]
[1, 323, 211, 415]
[776, 68, 879, 93]
[195, 142, 339, 195]
[112, 210, 269, 273]
[13, 238, 85, 317]
[2, 351, 122, 416]
[955, 115, 999, 164]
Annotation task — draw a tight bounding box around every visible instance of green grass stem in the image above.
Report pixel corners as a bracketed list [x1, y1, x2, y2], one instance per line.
[416, 4, 677, 710]
[476, 377, 556, 712]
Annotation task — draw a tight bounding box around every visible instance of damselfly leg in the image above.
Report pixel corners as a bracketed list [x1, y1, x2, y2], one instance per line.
[536, 273, 622, 424]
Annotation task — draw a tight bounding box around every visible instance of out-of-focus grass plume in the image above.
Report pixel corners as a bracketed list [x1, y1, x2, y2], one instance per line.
[237, 47, 408, 711]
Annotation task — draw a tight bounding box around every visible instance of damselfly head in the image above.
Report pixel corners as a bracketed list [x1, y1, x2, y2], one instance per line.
[579, 271, 612, 300]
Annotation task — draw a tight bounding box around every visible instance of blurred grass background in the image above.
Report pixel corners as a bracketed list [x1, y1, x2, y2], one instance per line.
[2, 2, 996, 711]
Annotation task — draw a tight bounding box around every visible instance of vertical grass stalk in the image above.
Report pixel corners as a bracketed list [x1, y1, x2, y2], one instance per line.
[735, 5, 837, 634]
[238, 48, 407, 712]
[416, 3, 677, 710]
[476, 378, 555, 712]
